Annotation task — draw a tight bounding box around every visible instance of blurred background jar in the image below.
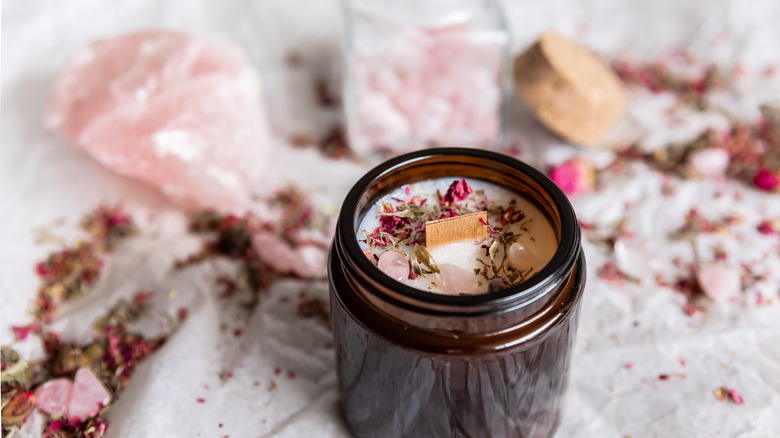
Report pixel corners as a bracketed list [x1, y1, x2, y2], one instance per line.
[341, 0, 511, 155]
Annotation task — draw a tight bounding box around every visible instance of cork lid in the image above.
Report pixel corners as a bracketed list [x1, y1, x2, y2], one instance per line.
[513, 30, 626, 146]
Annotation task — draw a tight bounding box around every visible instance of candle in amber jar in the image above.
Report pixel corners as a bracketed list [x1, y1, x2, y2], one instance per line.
[329, 148, 585, 438]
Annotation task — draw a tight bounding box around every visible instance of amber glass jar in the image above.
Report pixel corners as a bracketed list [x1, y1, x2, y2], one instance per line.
[328, 148, 585, 438]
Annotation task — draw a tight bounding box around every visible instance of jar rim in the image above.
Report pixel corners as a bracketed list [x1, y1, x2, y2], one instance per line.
[337, 147, 581, 314]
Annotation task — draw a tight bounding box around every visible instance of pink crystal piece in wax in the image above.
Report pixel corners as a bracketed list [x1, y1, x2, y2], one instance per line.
[45, 31, 271, 210]
[35, 378, 73, 417]
[67, 368, 111, 421]
[507, 242, 538, 272]
[377, 251, 410, 282]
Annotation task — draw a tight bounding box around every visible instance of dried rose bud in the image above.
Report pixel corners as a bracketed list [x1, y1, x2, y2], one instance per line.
[753, 168, 779, 191]
[727, 388, 745, 405]
[549, 158, 595, 196]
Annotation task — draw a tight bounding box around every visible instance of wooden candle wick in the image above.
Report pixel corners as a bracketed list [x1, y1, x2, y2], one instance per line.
[425, 211, 488, 248]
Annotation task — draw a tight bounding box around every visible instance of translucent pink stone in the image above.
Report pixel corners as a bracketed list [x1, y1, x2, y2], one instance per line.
[435, 263, 479, 296]
[507, 242, 538, 271]
[44, 31, 270, 210]
[252, 232, 327, 278]
[35, 378, 73, 417]
[67, 368, 111, 421]
[377, 251, 410, 282]
[696, 262, 741, 302]
[688, 148, 730, 178]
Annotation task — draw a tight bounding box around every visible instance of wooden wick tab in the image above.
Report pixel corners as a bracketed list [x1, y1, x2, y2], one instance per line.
[425, 211, 487, 248]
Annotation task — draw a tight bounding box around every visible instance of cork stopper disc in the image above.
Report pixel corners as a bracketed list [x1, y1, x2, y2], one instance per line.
[513, 30, 626, 146]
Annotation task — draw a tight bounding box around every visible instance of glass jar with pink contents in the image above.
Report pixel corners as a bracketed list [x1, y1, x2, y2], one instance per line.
[341, 0, 511, 155]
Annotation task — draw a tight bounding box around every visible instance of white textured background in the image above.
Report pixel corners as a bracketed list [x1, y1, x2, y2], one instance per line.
[2, 0, 780, 437]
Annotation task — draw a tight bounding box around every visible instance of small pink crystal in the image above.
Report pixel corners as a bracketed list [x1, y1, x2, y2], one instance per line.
[507, 242, 537, 271]
[688, 148, 730, 178]
[696, 262, 741, 302]
[67, 368, 111, 421]
[377, 251, 410, 282]
[35, 378, 73, 417]
[252, 233, 326, 278]
[549, 158, 595, 196]
[753, 169, 779, 191]
[434, 263, 479, 296]
[45, 31, 270, 210]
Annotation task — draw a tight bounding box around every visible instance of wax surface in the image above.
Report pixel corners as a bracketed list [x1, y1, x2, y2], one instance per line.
[357, 178, 557, 294]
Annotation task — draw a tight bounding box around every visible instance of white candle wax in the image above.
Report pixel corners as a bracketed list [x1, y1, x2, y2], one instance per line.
[357, 178, 557, 295]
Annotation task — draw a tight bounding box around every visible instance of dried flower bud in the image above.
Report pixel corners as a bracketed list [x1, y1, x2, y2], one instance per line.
[549, 158, 595, 196]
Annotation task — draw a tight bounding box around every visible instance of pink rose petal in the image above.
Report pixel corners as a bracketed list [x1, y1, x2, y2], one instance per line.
[67, 368, 111, 421]
[35, 378, 73, 417]
[377, 251, 410, 282]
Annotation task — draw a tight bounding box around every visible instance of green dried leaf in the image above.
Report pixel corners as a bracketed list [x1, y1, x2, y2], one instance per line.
[488, 241, 500, 264]
[413, 244, 440, 274]
[378, 209, 416, 218]
[0, 361, 30, 387]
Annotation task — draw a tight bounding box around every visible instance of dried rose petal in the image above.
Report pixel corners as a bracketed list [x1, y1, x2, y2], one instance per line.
[443, 179, 474, 204]
[67, 368, 111, 421]
[727, 388, 745, 405]
[549, 158, 595, 196]
[35, 378, 73, 417]
[377, 251, 410, 283]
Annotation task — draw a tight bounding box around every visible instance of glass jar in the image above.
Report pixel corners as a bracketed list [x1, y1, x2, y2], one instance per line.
[341, 0, 511, 155]
[328, 148, 586, 438]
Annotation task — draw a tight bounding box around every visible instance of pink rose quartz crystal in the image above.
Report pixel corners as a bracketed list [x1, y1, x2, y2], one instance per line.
[696, 262, 741, 303]
[45, 31, 271, 210]
[34, 368, 111, 421]
[67, 368, 111, 420]
[377, 250, 411, 282]
[34, 378, 72, 417]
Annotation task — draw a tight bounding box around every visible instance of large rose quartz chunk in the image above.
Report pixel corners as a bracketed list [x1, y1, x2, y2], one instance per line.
[45, 31, 271, 210]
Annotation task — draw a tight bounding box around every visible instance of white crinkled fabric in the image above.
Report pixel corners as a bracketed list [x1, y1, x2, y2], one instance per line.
[1, 0, 779, 437]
